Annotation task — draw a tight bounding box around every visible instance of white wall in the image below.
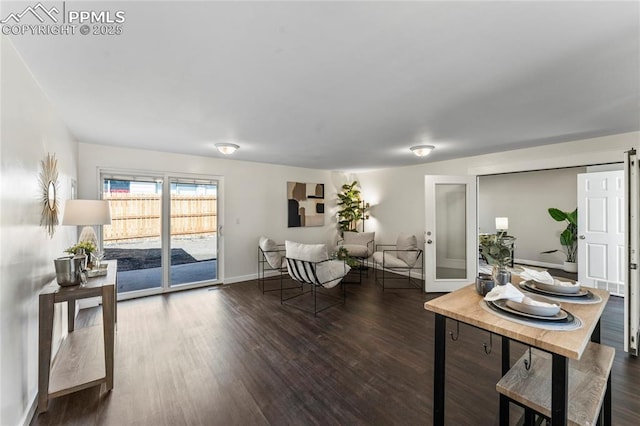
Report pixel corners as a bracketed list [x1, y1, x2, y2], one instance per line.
[357, 132, 639, 255]
[78, 144, 345, 282]
[478, 168, 586, 267]
[0, 37, 78, 426]
[79, 135, 635, 281]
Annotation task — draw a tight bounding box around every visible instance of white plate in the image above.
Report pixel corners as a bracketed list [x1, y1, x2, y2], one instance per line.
[491, 300, 568, 321]
[505, 295, 560, 317]
[534, 280, 581, 294]
[521, 280, 590, 297]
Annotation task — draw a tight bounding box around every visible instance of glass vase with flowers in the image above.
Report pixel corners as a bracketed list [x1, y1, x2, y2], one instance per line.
[479, 233, 516, 285]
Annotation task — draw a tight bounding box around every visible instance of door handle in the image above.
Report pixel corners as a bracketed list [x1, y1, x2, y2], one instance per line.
[218, 225, 223, 237]
[579, 235, 586, 239]
[427, 239, 433, 244]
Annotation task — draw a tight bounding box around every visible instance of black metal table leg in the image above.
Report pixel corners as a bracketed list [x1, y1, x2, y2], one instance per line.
[523, 408, 535, 426]
[434, 314, 446, 426]
[551, 354, 568, 426]
[500, 337, 511, 425]
[591, 319, 601, 343]
[604, 373, 612, 425]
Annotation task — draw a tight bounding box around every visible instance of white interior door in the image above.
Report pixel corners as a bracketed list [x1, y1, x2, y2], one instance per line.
[625, 150, 639, 356]
[577, 170, 625, 296]
[425, 175, 477, 292]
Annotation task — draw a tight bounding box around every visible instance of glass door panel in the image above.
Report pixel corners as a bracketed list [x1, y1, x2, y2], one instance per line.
[169, 179, 218, 286]
[103, 176, 163, 294]
[435, 183, 467, 279]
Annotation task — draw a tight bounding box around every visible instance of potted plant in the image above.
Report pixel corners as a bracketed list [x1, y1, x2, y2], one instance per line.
[479, 233, 516, 285]
[541, 207, 578, 273]
[65, 241, 96, 268]
[337, 181, 364, 234]
[336, 246, 360, 268]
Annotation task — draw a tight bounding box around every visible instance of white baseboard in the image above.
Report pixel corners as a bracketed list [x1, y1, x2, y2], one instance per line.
[21, 394, 37, 426]
[223, 273, 258, 284]
[369, 262, 423, 280]
[78, 296, 101, 310]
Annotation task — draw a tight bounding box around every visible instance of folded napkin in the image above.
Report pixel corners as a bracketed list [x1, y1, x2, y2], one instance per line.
[520, 267, 554, 284]
[520, 267, 580, 288]
[484, 283, 524, 303]
[484, 282, 558, 309]
[553, 278, 581, 287]
[520, 296, 558, 308]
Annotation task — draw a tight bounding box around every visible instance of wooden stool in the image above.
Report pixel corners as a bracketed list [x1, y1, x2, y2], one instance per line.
[496, 342, 615, 426]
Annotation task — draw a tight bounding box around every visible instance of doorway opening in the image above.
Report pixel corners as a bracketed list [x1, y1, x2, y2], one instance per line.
[477, 164, 624, 296]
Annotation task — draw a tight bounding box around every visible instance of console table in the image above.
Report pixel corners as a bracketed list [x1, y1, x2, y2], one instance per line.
[38, 260, 117, 414]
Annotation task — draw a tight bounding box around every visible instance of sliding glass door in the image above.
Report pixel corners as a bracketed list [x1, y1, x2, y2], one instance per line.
[102, 172, 220, 296]
[103, 175, 164, 294]
[169, 178, 218, 287]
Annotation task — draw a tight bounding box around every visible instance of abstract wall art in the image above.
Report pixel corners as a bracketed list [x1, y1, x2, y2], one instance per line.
[287, 182, 325, 227]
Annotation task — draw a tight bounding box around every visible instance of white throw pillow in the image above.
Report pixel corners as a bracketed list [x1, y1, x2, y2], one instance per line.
[396, 233, 419, 267]
[372, 251, 409, 268]
[342, 244, 369, 258]
[259, 236, 283, 269]
[343, 231, 375, 256]
[285, 240, 329, 262]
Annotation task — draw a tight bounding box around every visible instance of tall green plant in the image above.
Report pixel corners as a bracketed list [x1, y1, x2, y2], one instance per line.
[337, 181, 363, 233]
[542, 207, 578, 262]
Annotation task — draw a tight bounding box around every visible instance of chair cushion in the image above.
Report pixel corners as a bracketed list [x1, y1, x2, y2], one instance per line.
[343, 231, 375, 256]
[341, 244, 369, 258]
[396, 233, 419, 267]
[318, 260, 351, 288]
[259, 236, 283, 269]
[285, 240, 329, 262]
[372, 251, 409, 268]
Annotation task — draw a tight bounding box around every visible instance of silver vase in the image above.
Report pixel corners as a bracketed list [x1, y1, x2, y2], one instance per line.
[493, 266, 511, 286]
[475, 273, 495, 296]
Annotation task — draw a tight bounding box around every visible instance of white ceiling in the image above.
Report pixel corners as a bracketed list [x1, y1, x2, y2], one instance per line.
[5, 1, 640, 171]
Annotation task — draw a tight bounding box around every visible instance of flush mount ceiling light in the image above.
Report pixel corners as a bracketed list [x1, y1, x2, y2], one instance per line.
[215, 143, 239, 155]
[410, 145, 435, 157]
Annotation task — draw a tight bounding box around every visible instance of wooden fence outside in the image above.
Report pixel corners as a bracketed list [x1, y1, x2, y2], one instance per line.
[104, 193, 217, 242]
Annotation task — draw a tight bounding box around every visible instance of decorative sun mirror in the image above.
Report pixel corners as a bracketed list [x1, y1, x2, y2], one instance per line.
[47, 181, 56, 211]
[40, 153, 59, 237]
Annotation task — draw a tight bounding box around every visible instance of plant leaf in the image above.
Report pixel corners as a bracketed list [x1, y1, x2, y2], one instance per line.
[548, 208, 567, 222]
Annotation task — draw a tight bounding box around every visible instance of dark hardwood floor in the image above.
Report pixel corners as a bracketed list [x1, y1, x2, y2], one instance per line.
[32, 272, 639, 425]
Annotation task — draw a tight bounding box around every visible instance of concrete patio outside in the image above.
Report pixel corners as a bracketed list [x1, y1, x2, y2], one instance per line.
[105, 236, 218, 293]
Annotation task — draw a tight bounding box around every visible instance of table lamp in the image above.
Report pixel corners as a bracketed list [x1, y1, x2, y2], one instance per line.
[495, 217, 509, 234]
[62, 199, 112, 247]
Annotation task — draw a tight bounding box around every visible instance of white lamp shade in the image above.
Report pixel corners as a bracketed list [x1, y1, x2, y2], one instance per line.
[495, 217, 509, 231]
[62, 200, 112, 225]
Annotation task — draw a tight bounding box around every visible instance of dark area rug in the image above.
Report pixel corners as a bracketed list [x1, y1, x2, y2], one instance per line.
[105, 248, 198, 272]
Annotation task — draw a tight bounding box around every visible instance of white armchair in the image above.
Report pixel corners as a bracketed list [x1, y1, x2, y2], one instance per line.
[258, 236, 299, 294]
[372, 233, 423, 291]
[338, 231, 375, 283]
[340, 231, 375, 259]
[283, 240, 351, 315]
